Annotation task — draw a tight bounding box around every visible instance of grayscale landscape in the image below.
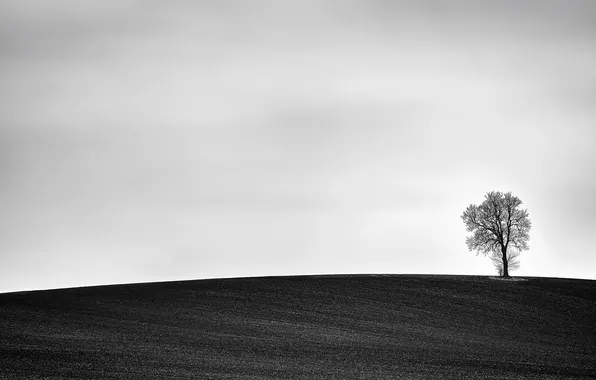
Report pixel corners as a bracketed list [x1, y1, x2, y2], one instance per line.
[2, 2, 596, 378]
[1, 275, 595, 379]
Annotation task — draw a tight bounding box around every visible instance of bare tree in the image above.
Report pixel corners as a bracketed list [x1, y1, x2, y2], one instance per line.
[461, 191, 531, 277]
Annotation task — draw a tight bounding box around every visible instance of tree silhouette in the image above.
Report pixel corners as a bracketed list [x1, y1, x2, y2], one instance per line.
[461, 191, 531, 277]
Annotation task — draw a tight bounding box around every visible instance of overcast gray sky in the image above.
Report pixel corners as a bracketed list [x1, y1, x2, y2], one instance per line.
[1, 1, 595, 292]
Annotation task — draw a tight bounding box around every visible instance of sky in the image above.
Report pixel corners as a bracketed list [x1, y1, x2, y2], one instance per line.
[1, 1, 595, 293]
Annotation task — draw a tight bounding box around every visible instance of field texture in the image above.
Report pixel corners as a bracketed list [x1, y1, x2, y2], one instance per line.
[1, 275, 595, 379]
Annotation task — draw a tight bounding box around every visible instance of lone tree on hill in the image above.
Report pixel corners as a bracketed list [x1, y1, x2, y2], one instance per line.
[461, 191, 531, 277]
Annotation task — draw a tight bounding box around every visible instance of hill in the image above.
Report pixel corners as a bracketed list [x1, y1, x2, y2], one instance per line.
[1, 275, 595, 379]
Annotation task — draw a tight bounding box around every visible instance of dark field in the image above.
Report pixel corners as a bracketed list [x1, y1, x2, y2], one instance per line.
[1, 275, 595, 379]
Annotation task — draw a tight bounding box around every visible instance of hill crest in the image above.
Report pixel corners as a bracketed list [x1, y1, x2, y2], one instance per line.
[1, 274, 595, 379]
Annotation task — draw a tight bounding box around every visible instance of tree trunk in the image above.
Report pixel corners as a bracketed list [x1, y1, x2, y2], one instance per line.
[501, 246, 509, 277]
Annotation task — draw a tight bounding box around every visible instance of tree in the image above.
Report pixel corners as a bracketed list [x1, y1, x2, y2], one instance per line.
[461, 191, 531, 277]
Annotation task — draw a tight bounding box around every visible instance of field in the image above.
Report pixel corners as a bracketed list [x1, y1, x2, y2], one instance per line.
[1, 275, 595, 379]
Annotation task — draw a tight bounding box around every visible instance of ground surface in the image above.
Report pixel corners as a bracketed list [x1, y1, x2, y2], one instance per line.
[1, 275, 595, 379]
